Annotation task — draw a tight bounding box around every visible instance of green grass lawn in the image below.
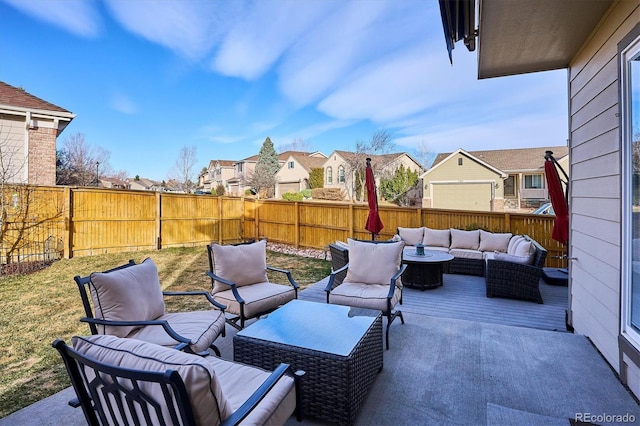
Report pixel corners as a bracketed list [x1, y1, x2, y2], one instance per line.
[0, 246, 331, 418]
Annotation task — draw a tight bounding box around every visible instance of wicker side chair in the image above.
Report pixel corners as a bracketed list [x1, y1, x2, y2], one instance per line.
[485, 235, 548, 303]
[54, 335, 303, 425]
[328, 242, 349, 287]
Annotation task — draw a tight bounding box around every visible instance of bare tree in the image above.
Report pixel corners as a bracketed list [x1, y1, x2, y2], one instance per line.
[277, 137, 312, 153]
[57, 133, 115, 186]
[342, 130, 395, 201]
[168, 145, 198, 193]
[413, 139, 433, 170]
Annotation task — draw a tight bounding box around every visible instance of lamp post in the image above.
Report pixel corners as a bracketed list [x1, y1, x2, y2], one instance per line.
[95, 161, 100, 187]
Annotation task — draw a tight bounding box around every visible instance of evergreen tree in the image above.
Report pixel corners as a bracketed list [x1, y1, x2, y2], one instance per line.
[250, 137, 280, 198]
[379, 164, 419, 206]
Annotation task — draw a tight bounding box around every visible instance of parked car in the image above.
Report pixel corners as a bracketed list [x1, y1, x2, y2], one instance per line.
[533, 203, 555, 215]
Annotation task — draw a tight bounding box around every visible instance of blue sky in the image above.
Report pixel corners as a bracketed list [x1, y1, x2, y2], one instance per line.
[0, 0, 569, 181]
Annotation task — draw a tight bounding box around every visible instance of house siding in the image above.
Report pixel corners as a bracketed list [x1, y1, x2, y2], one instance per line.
[0, 115, 26, 183]
[568, 0, 639, 396]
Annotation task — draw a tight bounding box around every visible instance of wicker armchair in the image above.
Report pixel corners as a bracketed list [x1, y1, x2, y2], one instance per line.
[328, 242, 349, 287]
[485, 235, 548, 303]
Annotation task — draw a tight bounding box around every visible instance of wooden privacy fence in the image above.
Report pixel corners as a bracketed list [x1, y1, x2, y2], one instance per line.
[1, 187, 567, 268]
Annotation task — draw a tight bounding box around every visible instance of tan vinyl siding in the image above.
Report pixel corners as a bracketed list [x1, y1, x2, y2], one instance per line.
[424, 153, 503, 198]
[0, 115, 26, 183]
[568, 0, 639, 373]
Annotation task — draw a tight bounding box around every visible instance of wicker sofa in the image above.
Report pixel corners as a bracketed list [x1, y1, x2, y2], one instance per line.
[391, 227, 548, 303]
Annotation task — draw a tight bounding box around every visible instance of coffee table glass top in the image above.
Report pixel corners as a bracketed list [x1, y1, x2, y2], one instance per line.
[236, 300, 379, 356]
[403, 247, 453, 262]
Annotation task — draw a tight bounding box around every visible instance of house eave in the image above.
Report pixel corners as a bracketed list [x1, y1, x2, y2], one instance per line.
[477, 0, 614, 79]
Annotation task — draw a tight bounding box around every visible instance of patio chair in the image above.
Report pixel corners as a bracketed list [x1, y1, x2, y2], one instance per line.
[325, 238, 406, 350]
[207, 239, 299, 330]
[74, 257, 226, 356]
[328, 241, 349, 287]
[53, 335, 303, 425]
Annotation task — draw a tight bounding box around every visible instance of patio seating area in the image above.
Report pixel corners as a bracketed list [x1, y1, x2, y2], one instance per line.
[3, 273, 640, 426]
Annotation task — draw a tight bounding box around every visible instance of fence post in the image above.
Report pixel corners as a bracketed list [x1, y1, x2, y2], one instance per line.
[294, 202, 300, 248]
[63, 187, 72, 259]
[348, 204, 354, 239]
[504, 212, 511, 233]
[218, 197, 223, 244]
[155, 192, 162, 249]
[416, 207, 422, 227]
[255, 199, 260, 240]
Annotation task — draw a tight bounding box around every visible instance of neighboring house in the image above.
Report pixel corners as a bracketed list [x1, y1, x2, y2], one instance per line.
[0, 81, 75, 186]
[323, 150, 423, 201]
[99, 177, 127, 189]
[440, 0, 640, 398]
[422, 146, 569, 212]
[274, 151, 327, 198]
[227, 151, 313, 196]
[127, 177, 162, 192]
[200, 160, 235, 194]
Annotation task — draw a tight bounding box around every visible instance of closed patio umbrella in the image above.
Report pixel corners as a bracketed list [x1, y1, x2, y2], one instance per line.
[544, 151, 569, 245]
[364, 157, 383, 240]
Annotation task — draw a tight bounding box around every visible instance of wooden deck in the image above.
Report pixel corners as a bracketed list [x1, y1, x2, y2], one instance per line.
[300, 273, 569, 332]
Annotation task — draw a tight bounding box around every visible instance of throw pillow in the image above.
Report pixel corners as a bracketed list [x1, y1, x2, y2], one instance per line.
[507, 236, 525, 254]
[449, 229, 480, 250]
[72, 334, 232, 424]
[345, 238, 404, 285]
[479, 230, 512, 253]
[494, 251, 534, 265]
[397, 227, 425, 246]
[90, 258, 165, 338]
[423, 228, 450, 248]
[211, 240, 268, 293]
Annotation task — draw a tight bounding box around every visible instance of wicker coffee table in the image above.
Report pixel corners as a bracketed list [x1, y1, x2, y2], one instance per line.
[233, 300, 382, 426]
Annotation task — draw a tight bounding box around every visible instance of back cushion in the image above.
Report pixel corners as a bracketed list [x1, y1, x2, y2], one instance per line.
[345, 238, 404, 285]
[507, 236, 525, 254]
[397, 227, 425, 246]
[423, 228, 450, 248]
[211, 240, 268, 293]
[478, 230, 512, 253]
[449, 229, 480, 250]
[72, 335, 232, 424]
[90, 258, 165, 338]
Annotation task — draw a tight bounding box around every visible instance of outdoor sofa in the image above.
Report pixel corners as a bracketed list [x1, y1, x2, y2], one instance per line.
[390, 227, 548, 303]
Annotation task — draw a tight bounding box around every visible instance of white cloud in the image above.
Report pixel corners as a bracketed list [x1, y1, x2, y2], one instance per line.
[2, 0, 100, 37]
[105, 0, 240, 61]
[109, 91, 137, 114]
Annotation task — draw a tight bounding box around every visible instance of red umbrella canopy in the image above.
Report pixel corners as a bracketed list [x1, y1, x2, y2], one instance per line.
[364, 159, 384, 236]
[544, 159, 569, 245]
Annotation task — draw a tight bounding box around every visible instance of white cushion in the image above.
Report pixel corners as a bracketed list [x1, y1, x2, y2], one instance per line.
[345, 238, 404, 285]
[72, 335, 232, 425]
[423, 228, 450, 248]
[494, 251, 534, 265]
[507, 236, 525, 254]
[514, 240, 533, 257]
[397, 227, 425, 246]
[211, 240, 268, 293]
[478, 230, 512, 253]
[329, 282, 402, 312]
[449, 229, 480, 250]
[89, 258, 165, 338]
[449, 249, 484, 260]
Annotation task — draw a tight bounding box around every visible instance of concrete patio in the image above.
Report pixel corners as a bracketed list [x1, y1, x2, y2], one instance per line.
[2, 274, 639, 425]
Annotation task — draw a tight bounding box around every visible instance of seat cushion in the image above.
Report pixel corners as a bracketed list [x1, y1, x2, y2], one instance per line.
[213, 282, 296, 318]
[205, 356, 296, 425]
[345, 238, 404, 285]
[450, 229, 480, 250]
[89, 258, 165, 338]
[329, 282, 401, 312]
[423, 228, 450, 248]
[72, 334, 232, 425]
[449, 248, 484, 260]
[478, 230, 512, 253]
[211, 240, 269, 293]
[397, 227, 425, 246]
[494, 251, 534, 265]
[128, 310, 226, 353]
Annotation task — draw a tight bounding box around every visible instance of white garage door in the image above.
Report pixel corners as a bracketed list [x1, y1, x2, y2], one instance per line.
[432, 183, 492, 211]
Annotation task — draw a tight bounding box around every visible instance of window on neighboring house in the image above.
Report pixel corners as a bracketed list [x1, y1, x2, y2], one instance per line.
[622, 28, 640, 350]
[288, 161, 294, 169]
[458, 158, 463, 166]
[504, 176, 516, 197]
[237, 163, 243, 173]
[338, 166, 345, 183]
[524, 174, 543, 189]
[327, 167, 333, 184]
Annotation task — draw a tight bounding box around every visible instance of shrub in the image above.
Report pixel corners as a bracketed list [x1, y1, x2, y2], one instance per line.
[215, 184, 225, 196]
[282, 192, 304, 202]
[309, 168, 324, 189]
[301, 189, 312, 199]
